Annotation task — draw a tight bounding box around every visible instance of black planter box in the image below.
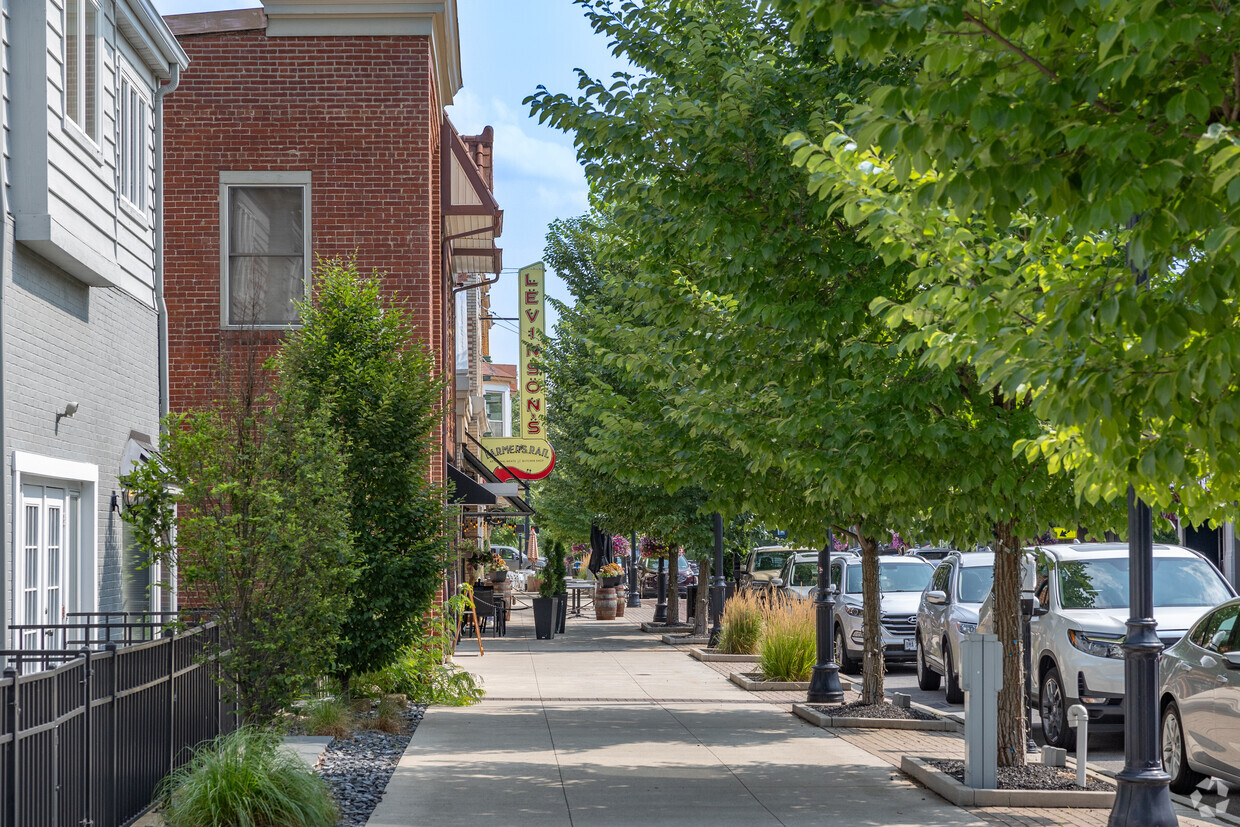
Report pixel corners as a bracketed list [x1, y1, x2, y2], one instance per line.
[533, 596, 556, 639]
[556, 592, 568, 634]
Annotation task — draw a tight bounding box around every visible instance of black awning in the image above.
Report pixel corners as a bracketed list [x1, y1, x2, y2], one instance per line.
[447, 463, 497, 506]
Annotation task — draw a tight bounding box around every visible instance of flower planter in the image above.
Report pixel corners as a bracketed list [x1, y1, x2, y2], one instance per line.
[533, 596, 556, 640]
[599, 575, 625, 588]
[489, 570, 509, 583]
[595, 587, 618, 620]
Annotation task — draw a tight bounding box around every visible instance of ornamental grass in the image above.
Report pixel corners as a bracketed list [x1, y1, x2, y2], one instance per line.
[160, 727, 337, 827]
[717, 590, 764, 655]
[757, 594, 816, 682]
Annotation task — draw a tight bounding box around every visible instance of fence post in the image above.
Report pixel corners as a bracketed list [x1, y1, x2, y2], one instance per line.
[5, 667, 17, 827]
[81, 650, 93, 826]
[166, 630, 175, 777]
[106, 643, 118, 827]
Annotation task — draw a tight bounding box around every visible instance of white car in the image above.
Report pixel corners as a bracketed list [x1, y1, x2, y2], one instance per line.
[978, 542, 1234, 749]
[830, 553, 935, 674]
[771, 551, 820, 601]
[917, 551, 993, 704]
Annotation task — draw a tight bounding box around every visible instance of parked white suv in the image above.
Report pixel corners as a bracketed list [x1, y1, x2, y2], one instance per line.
[979, 542, 1234, 749]
[917, 551, 993, 704]
[831, 553, 935, 674]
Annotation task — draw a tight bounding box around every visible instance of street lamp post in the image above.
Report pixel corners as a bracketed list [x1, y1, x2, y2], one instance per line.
[627, 531, 641, 608]
[653, 554, 668, 624]
[710, 512, 725, 647]
[807, 527, 845, 704]
[1108, 489, 1177, 826]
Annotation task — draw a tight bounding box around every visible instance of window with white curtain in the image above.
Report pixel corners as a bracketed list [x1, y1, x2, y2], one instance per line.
[220, 173, 311, 327]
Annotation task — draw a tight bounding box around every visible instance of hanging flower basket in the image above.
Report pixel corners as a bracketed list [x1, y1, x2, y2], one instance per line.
[639, 536, 671, 560]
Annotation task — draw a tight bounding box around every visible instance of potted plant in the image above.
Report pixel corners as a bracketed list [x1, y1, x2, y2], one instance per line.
[533, 562, 556, 640]
[487, 551, 509, 583]
[597, 561, 625, 588]
[548, 540, 569, 633]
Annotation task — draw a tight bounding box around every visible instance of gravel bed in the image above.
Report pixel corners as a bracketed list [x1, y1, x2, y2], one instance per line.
[808, 700, 939, 721]
[317, 704, 425, 826]
[930, 759, 1116, 792]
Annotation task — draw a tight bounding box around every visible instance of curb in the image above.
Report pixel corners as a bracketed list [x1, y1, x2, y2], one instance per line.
[689, 647, 759, 663]
[900, 755, 1115, 808]
[662, 634, 710, 646]
[793, 703, 956, 731]
[729, 672, 810, 691]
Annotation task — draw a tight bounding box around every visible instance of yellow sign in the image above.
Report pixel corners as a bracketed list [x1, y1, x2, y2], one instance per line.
[481, 262, 555, 480]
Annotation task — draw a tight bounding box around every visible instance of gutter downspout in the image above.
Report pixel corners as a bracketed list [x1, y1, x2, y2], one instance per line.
[154, 63, 180, 611]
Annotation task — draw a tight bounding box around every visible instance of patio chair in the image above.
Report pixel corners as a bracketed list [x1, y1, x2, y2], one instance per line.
[472, 587, 506, 637]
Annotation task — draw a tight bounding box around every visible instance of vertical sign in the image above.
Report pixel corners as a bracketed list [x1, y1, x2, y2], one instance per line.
[480, 262, 556, 480]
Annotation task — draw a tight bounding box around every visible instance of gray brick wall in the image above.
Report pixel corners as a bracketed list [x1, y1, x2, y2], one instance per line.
[1, 215, 160, 637]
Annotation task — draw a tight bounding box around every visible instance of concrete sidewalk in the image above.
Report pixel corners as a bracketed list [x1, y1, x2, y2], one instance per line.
[366, 602, 986, 826]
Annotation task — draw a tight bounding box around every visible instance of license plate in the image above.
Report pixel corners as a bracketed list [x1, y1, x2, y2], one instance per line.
[903, 638, 917, 651]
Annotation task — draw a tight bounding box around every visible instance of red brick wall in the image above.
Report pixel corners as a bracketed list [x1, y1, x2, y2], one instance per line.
[164, 27, 448, 484]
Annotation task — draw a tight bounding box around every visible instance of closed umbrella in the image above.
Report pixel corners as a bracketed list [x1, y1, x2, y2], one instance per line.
[588, 523, 613, 575]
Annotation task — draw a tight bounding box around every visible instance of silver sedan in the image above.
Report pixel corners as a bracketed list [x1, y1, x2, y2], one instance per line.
[1159, 596, 1240, 793]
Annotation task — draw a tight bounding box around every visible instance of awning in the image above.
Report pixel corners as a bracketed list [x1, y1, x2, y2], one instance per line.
[460, 448, 535, 516]
[447, 463, 497, 506]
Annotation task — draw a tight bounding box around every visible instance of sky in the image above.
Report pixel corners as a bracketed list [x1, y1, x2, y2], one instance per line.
[152, 0, 629, 364]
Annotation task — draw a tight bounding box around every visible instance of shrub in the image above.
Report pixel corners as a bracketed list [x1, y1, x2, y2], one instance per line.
[160, 728, 337, 827]
[302, 697, 353, 738]
[758, 595, 816, 682]
[717, 590, 763, 655]
[361, 696, 405, 734]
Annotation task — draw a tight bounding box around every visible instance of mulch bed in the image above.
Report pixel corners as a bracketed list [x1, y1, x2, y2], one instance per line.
[807, 701, 939, 722]
[929, 759, 1116, 792]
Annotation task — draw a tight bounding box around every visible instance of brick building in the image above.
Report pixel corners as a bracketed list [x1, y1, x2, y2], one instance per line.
[162, 0, 502, 484]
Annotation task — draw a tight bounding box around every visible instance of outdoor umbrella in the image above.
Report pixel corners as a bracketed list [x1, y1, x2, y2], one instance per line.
[588, 522, 613, 575]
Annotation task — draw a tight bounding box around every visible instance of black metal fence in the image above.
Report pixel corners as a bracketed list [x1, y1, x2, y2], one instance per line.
[0, 618, 236, 827]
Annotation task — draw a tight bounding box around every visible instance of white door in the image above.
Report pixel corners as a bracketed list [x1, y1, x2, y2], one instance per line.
[18, 484, 75, 650]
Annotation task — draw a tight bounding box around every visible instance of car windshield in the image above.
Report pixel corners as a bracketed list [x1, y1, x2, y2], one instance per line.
[957, 566, 995, 604]
[1057, 557, 1232, 610]
[754, 550, 791, 570]
[845, 560, 933, 594]
[790, 562, 817, 587]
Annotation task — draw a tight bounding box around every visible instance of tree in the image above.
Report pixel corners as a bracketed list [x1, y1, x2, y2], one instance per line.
[530, 0, 1121, 761]
[778, 0, 1240, 526]
[277, 258, 449, 683]
[123, 347, 354, 723]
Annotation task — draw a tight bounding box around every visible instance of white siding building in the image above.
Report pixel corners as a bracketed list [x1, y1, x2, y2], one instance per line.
[1, 0, 186, 646]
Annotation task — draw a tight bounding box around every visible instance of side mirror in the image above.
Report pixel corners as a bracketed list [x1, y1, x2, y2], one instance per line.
[1225, 652, 1240, 670]
[925, 590, 947, 606]
[770, 578, 784, 587]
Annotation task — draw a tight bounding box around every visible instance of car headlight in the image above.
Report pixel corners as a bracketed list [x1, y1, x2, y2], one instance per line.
[1068, 629, 1125, 659]
[844, 605, 863, 617]
[954, 621, 977, 636]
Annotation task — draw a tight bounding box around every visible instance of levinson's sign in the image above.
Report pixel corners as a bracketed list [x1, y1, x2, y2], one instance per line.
[481, 262, 556, 481]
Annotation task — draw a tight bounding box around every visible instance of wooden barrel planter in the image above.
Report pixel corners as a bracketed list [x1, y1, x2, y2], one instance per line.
[595, 587, 618, 620]
[614, 585, 626, 617]
[494, 578, 512, 620]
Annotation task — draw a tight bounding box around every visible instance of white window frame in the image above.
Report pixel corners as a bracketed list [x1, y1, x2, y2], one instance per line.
[63, 0, 102, 147]
[11, 452, 99, 648]
[117, 62, 150, 216]
[219, 171, 312, 329]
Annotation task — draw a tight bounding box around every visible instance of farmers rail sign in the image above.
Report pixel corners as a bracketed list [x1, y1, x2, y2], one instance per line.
[481, 262, 556, 480]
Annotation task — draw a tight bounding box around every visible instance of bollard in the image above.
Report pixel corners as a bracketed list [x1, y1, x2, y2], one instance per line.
[1067, 704, 1089, 787]
[961, 633, 1003, 790]
[892, 692, 912, 709]
[1041, 745, 1067, 768]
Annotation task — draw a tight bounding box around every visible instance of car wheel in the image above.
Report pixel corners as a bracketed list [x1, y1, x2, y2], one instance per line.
[943, 643, 964, 705]
[1040, 666, 1076, 750]
[1162, 701, 1205, 794]
[836, 626, 860, 675]
[916, 635, 941, 691]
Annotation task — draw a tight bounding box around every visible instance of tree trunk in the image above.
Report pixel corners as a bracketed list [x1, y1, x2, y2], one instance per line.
[858, 531, 885, 704]
[993, 520, 1027, 768]
[694, 557, 711, 637]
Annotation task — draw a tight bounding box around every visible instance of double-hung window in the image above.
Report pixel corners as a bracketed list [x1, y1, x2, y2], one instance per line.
[220, 172, 311, 327]
[118, 69, 148, 212]
[65, 0, 100, 143]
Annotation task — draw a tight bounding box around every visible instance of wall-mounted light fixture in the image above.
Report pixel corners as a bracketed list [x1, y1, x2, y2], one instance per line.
[55, 401, 80, 427]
